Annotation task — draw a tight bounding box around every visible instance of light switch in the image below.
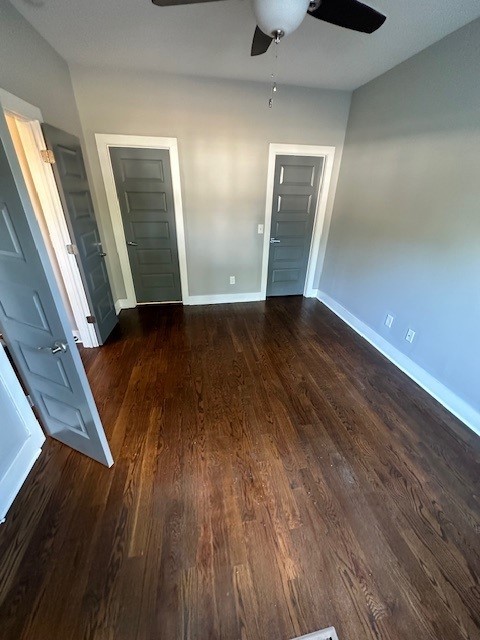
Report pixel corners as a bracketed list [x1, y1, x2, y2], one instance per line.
[257, 224, 264, 234]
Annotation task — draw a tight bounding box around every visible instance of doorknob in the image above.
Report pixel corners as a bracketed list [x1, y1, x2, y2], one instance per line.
[126, 241, 138, 246]
[99, 252, 107, 257]
[37, 341, 68, 355]
[270, 238, 281, 244]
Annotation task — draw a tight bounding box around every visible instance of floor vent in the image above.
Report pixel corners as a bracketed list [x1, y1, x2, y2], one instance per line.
[293, 628, 339, 640]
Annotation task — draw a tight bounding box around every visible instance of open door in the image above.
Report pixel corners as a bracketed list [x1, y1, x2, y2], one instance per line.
[0, 113, 113, 467]
[41, 124, 117, 345]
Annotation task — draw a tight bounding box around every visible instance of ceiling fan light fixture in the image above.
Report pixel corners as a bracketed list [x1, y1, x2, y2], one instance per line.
[253, 0, 311, 38]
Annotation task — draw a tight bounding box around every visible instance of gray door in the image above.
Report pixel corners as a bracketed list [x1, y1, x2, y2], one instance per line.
[0, 114, 113, 467]
[41, 124, 117, 344]
[109, 147, 182, 303]
[267, 155, 324, 296]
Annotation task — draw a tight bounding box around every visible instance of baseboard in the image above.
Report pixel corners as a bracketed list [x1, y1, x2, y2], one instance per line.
[114, 299, 131, 314]
[317, 291, 480, 438]
[185, 292, 265, 306]
[116, 294, 265, 310]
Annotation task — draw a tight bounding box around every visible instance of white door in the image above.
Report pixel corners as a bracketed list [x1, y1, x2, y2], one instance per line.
[0, 112, 113, 467]
[0, 343, 45, 522]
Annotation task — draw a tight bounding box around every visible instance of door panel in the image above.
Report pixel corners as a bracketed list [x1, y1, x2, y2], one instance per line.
[0, 115, 113, 467]
[0, 344, 45, 522]
[41, 124, 117, 344]
[267, 155, 324, 297]
[109, 147, 182, 303]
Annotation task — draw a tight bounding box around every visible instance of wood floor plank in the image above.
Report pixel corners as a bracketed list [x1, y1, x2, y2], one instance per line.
[1, 297, 479, 640]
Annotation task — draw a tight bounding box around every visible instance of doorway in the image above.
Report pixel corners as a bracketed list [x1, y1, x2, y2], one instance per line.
[96, 134, 189, 309]
[0, 106, 113, 466]
[261, 143, 336, 299]
[0, 89, 116, 347]
[0, 89, 115, 519]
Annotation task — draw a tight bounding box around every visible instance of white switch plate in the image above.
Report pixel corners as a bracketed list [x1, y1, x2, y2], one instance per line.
[406, 328, 416, 343]
[257, 224, 264, 234]
[230, 276, 236, 285]
[385, 314, 394, 328]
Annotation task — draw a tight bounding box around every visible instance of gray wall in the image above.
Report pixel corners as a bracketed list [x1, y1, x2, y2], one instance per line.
[320, 18, 480, 412]
[0, 0, 81, 136]
[70, 66, 351, 299]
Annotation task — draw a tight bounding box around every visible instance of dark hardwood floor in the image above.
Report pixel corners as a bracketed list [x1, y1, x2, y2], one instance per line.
[1, 297, 479, 640]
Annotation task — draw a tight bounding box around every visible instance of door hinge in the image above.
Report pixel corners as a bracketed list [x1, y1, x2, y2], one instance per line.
[66, 243, 77, 255]
[26, 394, 35, 408]
[86, 315, 96, 324]
[40, 149, 56, 164]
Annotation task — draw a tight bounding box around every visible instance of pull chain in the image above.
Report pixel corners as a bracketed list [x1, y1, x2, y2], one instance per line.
[269, 37, 280, 108]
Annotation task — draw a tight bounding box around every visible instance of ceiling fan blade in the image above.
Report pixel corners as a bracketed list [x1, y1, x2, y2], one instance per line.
[152, 0, 223, 6]
[251, 26, 273, 56]
[309, 0, 386, 34]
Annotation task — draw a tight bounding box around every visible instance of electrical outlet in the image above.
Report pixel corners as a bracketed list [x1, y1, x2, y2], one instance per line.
[257, 223, 264, 234]
[385, 314, 394, 328]
[406, 328, 416, 343]
[230, 275, 236, 285]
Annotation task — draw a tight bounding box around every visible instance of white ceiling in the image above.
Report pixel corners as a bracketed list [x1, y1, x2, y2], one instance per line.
[9, 0, 480, 90]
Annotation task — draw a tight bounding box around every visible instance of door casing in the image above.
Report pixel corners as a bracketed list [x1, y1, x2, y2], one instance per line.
[96, 134, 189, 309]
[261, 143, 336, 299]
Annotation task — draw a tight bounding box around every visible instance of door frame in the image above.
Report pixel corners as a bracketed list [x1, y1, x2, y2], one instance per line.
[95, 134, 189, 308]
[0, 88, 99, 347]
[261, 143, 336, 299]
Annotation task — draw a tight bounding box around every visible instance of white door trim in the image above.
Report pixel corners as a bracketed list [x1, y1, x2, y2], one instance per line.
[0, 88, 98, 347]
[95, 133, 189, 308]
[261, 143, 336, 299]
[0, 89, 43, 122]
[0, 343, 45, 523]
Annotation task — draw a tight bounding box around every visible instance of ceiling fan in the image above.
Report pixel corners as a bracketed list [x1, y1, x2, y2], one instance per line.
[151, 0, 386, 56]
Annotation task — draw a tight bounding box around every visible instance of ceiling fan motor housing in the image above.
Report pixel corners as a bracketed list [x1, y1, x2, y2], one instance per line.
[253, 0, 311, 38]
